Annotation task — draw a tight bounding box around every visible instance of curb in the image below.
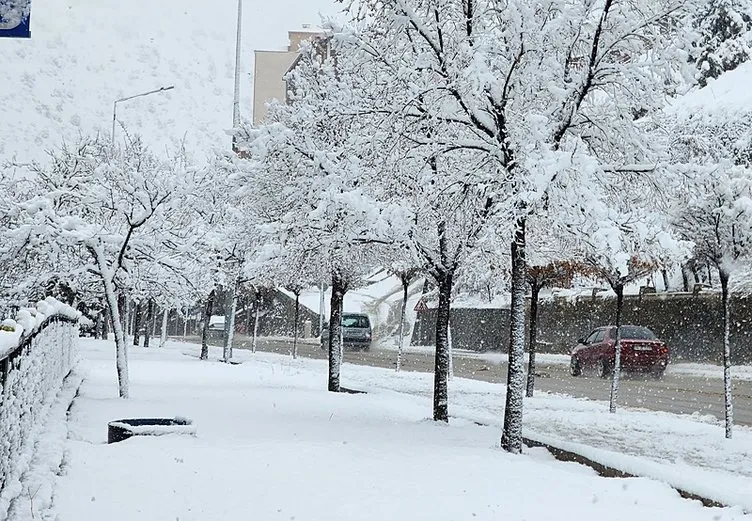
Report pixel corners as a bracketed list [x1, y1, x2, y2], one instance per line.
[522, 437, 728, 510]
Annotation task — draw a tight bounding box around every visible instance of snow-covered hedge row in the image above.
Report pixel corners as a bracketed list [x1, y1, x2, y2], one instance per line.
[0, 297, 81, 359]
[0, 297, 80, 519]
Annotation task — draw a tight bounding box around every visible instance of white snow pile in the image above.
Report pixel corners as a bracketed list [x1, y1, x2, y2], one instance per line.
[108, 419, 197, 438]
[666, 60, 752, 164]
[0, 297, 81, 359]
[670, 60, 752, 118]
[43, 338, 750, 521]
[0, 299, 79, 521]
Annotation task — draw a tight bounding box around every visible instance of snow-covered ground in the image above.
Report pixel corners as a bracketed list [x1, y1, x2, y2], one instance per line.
[0, 0, 340, 164]
[668, 363, 752, 382]
[670, 60, 752, 117]
[18, 338, 751, 520]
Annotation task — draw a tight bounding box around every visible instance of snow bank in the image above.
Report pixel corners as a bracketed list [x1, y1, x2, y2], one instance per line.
[668, 362, 752, 382]
[3, 371, 84, 521]
[669, 61, 752, 118]
[108, 419, 197, 438]
[0, 297, 80, 520]
[0, 297, 80, 359]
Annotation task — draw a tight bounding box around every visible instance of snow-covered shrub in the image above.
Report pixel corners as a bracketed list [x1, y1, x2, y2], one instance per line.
[0, 297, 80, 518]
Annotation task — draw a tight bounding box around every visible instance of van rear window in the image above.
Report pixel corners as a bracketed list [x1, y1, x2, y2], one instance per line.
[343, 315, 370, 328]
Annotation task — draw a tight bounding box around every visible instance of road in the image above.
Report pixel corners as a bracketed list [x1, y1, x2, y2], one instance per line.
[189, 334, 752, 427]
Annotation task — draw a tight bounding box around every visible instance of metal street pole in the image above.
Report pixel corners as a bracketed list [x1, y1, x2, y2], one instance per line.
[232, 0, 243, 150]
[112, 85, 175, 142]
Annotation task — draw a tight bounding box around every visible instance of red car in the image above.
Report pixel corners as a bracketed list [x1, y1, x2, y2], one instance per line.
[570, 325, 669, 379]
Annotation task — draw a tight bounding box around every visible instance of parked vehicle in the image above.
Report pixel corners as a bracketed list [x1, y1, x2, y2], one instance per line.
[570, 325, 669, 379]
[207, 315, 225, 332]
[320, 313, 372, 351]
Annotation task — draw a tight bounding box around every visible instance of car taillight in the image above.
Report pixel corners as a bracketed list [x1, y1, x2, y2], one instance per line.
[660, 345, 669, 355]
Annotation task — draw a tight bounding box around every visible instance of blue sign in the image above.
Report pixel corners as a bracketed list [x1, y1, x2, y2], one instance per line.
[0, 5, 31, 38]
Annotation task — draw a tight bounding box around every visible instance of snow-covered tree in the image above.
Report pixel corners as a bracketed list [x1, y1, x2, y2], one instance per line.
[236, 45, 395, 392]
[558, 167, 689, 411]
[666, 65, 752, 437]
[4, 137, 205, 398]
[690, 0, 752, 86]
[343, 0, 698, 452]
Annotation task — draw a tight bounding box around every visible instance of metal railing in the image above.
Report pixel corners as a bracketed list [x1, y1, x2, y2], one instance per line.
[0, 313, 79, 501]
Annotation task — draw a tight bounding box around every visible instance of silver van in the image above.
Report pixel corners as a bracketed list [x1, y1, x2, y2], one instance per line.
[320, 313, 372, 351]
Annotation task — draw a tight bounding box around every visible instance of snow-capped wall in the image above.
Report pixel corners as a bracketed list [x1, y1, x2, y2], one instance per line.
[0, 297, 80, 519]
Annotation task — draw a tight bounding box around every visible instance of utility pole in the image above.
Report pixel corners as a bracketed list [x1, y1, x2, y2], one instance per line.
[231, 0, 243, 151]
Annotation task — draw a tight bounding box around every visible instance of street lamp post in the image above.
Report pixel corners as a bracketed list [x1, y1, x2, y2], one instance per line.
[112, 85, 175, 142]
[231, 0, 243, 152]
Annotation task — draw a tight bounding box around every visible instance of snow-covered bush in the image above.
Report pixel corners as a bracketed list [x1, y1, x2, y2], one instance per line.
[0, 297, 80, 518]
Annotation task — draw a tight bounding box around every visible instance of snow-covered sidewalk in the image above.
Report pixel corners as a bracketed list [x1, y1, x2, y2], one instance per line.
[33, 338, 750, 520]
[350, 358, 752, 511]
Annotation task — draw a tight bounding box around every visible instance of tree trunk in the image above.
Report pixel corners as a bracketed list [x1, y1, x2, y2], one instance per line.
[319, 281, 326, 338]
[92, 247, 129, 398]
[252, 293, 260, 353]
[200, 290, 215, 361]
[104, 282, 129, 398]
[707, 262, 714, 287]
[94, 312, 103, 339]
[102, 310, 110, 340]
[501, 218, 527, 453]
[433, 271, 453, 422]
[245, 300, 253, 337]
[293, 293, 300, 359]
[160, 308, 169, 348]
[661, 269, 670, 292]
[132, 301, 142, 347]
[447, 320, 454, 381]
[526, 281, 541, 398]
[609, 284, 625, 413]
[681, 263, 690, 292]
[223, 281, 238, 363]
[143, 300, 154, 348]
[720, 269, 734, 439]
[396, 278, 409, 372]
[118, 294, 127, 344]
[328, 271, 347, 392]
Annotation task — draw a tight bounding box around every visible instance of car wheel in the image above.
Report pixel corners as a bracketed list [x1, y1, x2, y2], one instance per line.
[651, 366, 665, 379]
[596, 358, 610, 379]
[569, 357, 582, 377]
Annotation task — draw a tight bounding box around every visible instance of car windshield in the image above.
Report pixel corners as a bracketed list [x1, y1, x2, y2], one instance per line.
[342, 315, 370, 328]
[618, 326, 657, 340]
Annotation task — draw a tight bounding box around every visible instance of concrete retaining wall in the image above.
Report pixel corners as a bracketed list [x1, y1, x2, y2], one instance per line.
[410, 292, 752, 363]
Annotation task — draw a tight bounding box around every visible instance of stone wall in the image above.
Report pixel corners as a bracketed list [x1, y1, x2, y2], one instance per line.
[410, 292, 752, 363]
